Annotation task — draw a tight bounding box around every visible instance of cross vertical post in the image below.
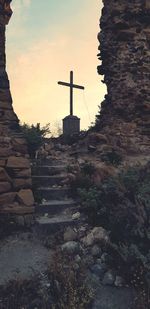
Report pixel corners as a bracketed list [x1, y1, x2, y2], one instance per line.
[58, 71, 85, 116]
[70, 71, 73, 116]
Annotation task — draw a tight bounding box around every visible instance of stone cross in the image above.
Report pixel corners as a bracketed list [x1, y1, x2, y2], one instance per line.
[58, 71, 84, 116]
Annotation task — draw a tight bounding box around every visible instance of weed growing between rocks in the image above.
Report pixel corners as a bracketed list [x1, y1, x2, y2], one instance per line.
[49, 249, 94, 309]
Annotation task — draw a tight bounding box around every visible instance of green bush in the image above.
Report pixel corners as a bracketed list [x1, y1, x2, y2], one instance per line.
[101, 150, 123, 166]
[20, 122, 51, 158]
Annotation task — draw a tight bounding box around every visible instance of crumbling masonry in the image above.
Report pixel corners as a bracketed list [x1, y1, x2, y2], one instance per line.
[97, 0, 150, 155]
[0, 0, 34, 214]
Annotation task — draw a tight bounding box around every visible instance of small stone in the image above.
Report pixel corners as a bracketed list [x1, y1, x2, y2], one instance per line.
[74, 255, 81, 263]
[91, 245, 102, 257]
[115, 276, 124, 287]
[64, 227, 78, 242]
[72, 212, 80, 220]
[102, 270, 116, 286]
[90, 263, 107, 280]
[61, 241, 81, 254]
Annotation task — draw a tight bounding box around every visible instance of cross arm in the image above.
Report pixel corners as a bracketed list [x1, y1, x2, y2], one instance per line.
[58, 81, 71, 87]
[58, 81, 84, 90]
[72, 84, 84, 90]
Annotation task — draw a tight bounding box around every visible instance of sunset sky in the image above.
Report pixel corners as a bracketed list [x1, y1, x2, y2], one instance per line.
[6, 0, 106, 134]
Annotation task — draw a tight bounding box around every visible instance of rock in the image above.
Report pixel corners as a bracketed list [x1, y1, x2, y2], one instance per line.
[102, 270, 116, 286]
[0, 147, 12, 157]
[7, 156, 30, 169]
[90, 263, 107, 280]
[0, 192, 16, 206]
[13, 169, 31, 178]
[72, 212, 80, 220]
[13, 178, 32, 190]
[61, 241, 81, 255]
[82, 233, 95, 247]
[88, 145, 97, 152]
[88, 133, 108, 145]
[64, 227, 78, 242]
[0, 182, 11, 193]
[91, 245, 102, 257]
[17, 189, 34, 206]
[0, 167, 12, 182]
[115, 276, 124, 287]
[92, 227, 110, 244]
[82, 227, 109, 247]
[74, 255, 81, 263]
[0, 159, 6, 167]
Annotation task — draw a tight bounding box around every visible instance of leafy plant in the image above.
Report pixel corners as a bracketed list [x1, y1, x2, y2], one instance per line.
[101, 150, 123, 166]
[20, 122, 51, 158]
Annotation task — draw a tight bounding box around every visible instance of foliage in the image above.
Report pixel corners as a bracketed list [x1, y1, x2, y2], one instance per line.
[101, 150, 123, 166]
[20, 122, 51, 158]
[49, 250, 94, 309]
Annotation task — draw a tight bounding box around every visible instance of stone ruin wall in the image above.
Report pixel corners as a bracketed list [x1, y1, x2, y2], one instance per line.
[97, 0, 150, 156]
[0, 0, 34, 215]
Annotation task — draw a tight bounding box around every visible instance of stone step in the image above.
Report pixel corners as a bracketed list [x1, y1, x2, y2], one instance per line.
[36, 199, 77, 215]
[36, 187, 71, 200]
[33, 159, 67, 166]
[35, 214, 77, 233]
[32, 175, 67, 187]
[32, 165, 67, 176]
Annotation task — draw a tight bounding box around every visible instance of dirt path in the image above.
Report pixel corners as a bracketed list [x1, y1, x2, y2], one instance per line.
[0, 232, 51, 285]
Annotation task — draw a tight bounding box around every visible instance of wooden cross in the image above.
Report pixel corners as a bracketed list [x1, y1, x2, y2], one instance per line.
[58, 71, 84, 116]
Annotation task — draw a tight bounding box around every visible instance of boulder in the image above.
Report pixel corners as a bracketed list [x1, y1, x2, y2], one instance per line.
[17, 189, 34, 206]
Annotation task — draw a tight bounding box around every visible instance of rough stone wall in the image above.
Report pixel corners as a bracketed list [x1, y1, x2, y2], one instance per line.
[0, 0, 34, 214]
[97, 0, 150, 155]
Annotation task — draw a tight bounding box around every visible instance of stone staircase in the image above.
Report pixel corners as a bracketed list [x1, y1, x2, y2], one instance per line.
[32, 159, 81, 233]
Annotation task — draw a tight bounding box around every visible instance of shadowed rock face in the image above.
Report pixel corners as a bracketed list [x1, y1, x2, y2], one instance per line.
[0, 0, 34, 215]
[97, 0, 150, 153]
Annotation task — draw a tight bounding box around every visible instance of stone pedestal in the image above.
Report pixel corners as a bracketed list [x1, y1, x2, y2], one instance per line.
[63, 115, 80, 136]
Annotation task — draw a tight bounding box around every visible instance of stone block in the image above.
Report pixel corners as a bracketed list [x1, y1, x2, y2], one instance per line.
[0, 182, 11, 193]
[0, 192, 16, 206]
[13, 168, 31, 178]
[0, 159, 6, 167]
[145, 0, 150, 9]
[7, 156, 30, 169]
[13, 178, 32, 190]
[17, 189, 34, 206]
[0, 147, 12, 157]
[0, 167, 12, 182]
[0, 204, 35, 214]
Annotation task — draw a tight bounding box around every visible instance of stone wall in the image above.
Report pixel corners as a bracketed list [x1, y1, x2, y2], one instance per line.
[0, 0, 34, 214]
[97, 0, 150, 156]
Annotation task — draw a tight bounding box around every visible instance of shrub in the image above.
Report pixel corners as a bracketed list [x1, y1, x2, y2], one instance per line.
[101, 150, 123, 166]
[49, 250, 94, 309]
[20, 122, 51, 158]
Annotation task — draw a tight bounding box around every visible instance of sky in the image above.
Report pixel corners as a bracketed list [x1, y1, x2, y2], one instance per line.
[6, 0, 106, 135]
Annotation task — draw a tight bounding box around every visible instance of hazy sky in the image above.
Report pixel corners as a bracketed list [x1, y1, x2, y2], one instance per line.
[6, 0, 105, 134]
